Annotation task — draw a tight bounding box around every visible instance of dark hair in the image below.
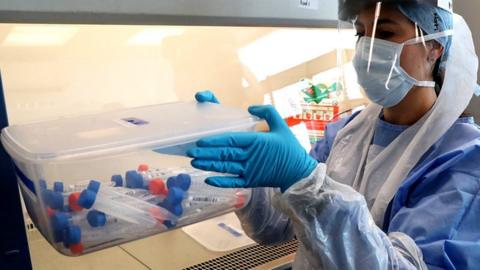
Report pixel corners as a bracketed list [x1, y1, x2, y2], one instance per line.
[433, 58, 442, 95]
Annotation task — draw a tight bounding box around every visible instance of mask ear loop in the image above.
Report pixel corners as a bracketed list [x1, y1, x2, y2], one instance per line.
[385, 23, 424, 91]
[367, 2, 382, 72]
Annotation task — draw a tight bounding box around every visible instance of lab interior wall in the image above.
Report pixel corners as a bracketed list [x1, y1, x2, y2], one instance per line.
[1, 2, 477, 127]
[456, 0, 480, 122]
[0, 24, 357, 125]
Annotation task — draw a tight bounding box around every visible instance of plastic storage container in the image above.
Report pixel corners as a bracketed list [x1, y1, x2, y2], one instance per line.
[1, 101, 256, 256]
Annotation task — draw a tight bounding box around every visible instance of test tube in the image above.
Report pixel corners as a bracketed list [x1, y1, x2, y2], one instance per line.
[41, 181, 95, 217]
[66, 180, 101, 212]
[124, 167, 168, 196]
[81, 210, 141, 244]
[167, 172, 239, 199]
[50, 212, 85, 245]
[53, 209, 166, 254]
[160, 173, 250, 220]
[103, 186, 165, 205]
[78, 183, 177, 226]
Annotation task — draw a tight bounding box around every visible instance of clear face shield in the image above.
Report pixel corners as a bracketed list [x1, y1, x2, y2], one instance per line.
[337, 0, 454, 108]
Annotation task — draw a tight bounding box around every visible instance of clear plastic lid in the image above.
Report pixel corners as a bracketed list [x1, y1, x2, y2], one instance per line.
[1, 102, 257, 161]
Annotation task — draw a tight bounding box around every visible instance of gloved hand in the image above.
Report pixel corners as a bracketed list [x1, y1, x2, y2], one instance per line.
[195, 90, 219, 104]
[187, 105, 318, 192]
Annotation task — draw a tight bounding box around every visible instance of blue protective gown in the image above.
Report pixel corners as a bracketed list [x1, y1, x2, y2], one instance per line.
[236, 113, 480, 269]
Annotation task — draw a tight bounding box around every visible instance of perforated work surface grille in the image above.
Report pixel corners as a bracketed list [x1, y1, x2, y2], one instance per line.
[183, 240, 298, 270]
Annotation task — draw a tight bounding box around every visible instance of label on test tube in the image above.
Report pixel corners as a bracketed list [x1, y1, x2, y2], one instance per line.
[184, 194, 233, 206]
[111, 187, 164, 205]
[93, 186, 177, 226]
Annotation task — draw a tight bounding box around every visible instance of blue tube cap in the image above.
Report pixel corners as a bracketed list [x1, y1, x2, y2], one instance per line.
[39, 179, 47, 190]
[126, 170, 143, 189]
[51, 212, 69, 232]
[50, 211, 68, 243]
[87, 180, 101, 194]
[111, 175, 123, 187]
[53, 181, 64, 193]
[41, 189, 52, 202]
[78, 189, 96, 209]
[43, 190, 64, 210]
[63, 225, 81, 245]
[169, 204, 183, 217]
[87, 210, 107, 227]
[166, 174, 192, 191]
[166, 176, 177, 190]
[160, 192, 184, 217]
[165, 187, 184, 205]
[49, 192, 64, 210]
[176, 174, 192, 191]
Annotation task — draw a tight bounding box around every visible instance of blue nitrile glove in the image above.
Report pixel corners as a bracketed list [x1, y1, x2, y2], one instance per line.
[195, 90, 219, 104]
[187, 105, 318, 192]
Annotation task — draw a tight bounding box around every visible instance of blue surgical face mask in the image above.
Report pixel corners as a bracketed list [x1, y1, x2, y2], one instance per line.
[353, 31, 452, 108]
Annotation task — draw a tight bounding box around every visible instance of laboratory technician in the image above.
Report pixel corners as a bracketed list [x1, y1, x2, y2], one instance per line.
[188, 0, 480, 269]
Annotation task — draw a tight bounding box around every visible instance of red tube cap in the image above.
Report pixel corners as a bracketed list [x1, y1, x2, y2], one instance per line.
[149, 178, 167, 196]
[68, 192, 83, 212]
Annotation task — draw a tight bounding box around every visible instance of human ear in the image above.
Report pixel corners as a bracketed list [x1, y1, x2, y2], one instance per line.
[427, 42, 444, 64]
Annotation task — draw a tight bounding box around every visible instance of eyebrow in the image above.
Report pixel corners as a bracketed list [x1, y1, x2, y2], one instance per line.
[377, 18, 399, 25]
[355, 18, 399, 28]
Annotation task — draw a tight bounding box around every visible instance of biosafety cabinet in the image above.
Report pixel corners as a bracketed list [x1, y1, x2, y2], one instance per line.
[0, 1, 365, 269]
